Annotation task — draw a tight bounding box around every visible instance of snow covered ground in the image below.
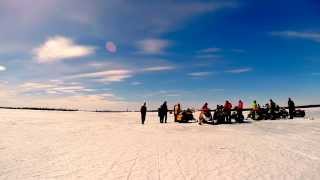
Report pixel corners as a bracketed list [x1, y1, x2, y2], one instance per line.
[1, 108, 320, 180]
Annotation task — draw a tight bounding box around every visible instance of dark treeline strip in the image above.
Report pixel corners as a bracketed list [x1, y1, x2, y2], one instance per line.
[0, 106, 79, 112]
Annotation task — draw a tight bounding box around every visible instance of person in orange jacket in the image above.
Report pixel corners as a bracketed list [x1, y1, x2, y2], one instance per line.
[224, 100, 232, 123]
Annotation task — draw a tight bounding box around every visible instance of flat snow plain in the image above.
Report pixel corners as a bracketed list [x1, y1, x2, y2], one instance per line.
[1, 108, 320, 180]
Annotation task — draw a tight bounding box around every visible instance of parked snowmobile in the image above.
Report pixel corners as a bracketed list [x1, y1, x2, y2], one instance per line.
[231, 107, 244, 123]
[294, 109, 306, 117]
[213, 105, 225, 124]
[199, 111, 213, 124]
[249, 106, 288, 120]
[176, 108, 195, 123]
[278, 107, 289, 119]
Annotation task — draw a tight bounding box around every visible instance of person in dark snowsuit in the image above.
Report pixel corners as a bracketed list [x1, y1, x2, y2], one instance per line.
[140, 102, 147, 124]
[269, 99, 276, 120]
[162, 101, 168, 123]
[288, 98, 295, 119]
[158, 105, 164, 123]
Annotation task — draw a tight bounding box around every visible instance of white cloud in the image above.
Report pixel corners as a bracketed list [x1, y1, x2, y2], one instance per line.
[188, 71, 212, 77]
[225, 68, 252, 74]
[271, 31, 320, 43]
[33, 36, 95, 63]
[196, 47, 222, 59]
[19, 81, 93, 94]
[136, 39, 171, 54]
[0, 65, 7, 71]
[69, 69, 133, 82]
[198, 47, 221, 53]
[142, 66, 175, 72]
[67, 65, 175, 84]
[131, 81, 142, 86]
[20, 82, 57, 92]
[195, 54, 221, 59]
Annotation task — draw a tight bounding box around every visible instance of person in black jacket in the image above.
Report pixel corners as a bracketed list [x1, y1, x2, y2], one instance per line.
[158, 105, 164, 123]
[288, 98, 295, 119]
[140, 102, 147, 124]
[269, 99, 276, 120]
[162, 101, 168, 123]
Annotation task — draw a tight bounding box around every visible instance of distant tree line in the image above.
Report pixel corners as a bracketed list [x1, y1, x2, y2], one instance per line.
[0, 106, 79, 112]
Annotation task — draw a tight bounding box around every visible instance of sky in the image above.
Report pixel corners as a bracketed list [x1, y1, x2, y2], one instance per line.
[0, 0, 319, 110]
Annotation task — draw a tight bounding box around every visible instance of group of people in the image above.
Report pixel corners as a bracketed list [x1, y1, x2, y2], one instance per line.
[140, 98, 296, 124]
[198, 100, 240, 124]
[251, 98, 296, 120]
[140, 101, 169, 124]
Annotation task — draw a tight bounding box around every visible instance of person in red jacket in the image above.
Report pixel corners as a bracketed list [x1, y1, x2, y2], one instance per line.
[224, 100, 232, 123]
[201, 102, 210, 114]
[235, 100, 244, 122]
[238, 100, 243, 110]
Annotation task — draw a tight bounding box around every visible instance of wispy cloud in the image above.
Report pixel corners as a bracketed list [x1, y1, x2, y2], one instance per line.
[225, 68, 252, 74]
[131, 81, 142, 86]
[196, 47, 222, 59]
[136, 39, 171, 55]
[142, 66, 175, 72]
[311, 72, 320, 76]
[197, 47, 221, 53]
[33, 36, 95, 63]
[195, 54, 221, 59]
[69, 69, 133, 82]
[188, 71, 213, 77]
[19, 81, 94, 95]
[271, 31, 320, 43]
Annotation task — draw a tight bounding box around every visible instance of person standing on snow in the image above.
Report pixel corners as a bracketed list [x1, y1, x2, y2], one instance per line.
[252, 100, 258, 119]
[140, 102, 147, 124]
[238, 100, 244, 111]
[158, 105, 164, 123]
[173, 103, 181, 122]
[269, 99, 276, 119]
[162, 101, 168, 123]
[288, 98, 295, 119]
[237, 100, 244, 115]
[224, 100, 232, 123]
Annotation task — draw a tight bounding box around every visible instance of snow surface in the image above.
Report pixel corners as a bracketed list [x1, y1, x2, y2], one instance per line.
[1, 108, 320, 180]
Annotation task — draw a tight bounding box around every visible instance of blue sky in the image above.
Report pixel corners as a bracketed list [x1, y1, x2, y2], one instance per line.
[0, 0, 319, 110]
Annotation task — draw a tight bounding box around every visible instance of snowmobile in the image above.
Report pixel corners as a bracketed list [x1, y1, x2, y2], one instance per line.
[199, 111, 213, 125]
[248, 108, 263, 120]
[213, 105, 225, 124]
[269, 107, 288, 120]
[278, 108, 289, 119]
[249, 106, 288, 120]
[231, 107, 244, 123]
[294, 109, 305, 117]
[176, 108, 195, 123]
